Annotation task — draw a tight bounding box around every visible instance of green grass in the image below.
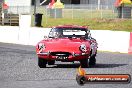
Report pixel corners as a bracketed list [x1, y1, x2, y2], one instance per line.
[31, 8, 132, 32]
[32, 17, 132, 32]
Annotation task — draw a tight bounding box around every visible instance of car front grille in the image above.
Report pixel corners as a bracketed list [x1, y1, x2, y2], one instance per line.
[50, 52, 71, 57]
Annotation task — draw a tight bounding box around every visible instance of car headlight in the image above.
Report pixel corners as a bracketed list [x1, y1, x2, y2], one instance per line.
[38, 43, 46, 51]
[79, 44, 87, 52]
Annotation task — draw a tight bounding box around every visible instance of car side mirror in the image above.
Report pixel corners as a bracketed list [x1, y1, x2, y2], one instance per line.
[88, 33, 91, 39]
[87, 31, 92, 40]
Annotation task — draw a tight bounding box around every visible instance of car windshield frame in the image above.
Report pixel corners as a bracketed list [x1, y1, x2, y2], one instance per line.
[48, 27, 89, 39]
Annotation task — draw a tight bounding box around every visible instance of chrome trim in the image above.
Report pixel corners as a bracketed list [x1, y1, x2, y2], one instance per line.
[72, 53, 87, 57]
[81, 53, 86, 55]
[37, 52, 49, 55]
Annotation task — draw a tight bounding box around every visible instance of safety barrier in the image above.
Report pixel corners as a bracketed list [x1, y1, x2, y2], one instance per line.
[128, 32, 132, 54]
[0, 26, 131, 54]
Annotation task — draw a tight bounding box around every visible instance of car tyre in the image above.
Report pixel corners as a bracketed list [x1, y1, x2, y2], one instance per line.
[89, 55, 96, 67]
[48, 60, 55, 65]
[80, 59, 89, 68]
[38, 58, 47, 68]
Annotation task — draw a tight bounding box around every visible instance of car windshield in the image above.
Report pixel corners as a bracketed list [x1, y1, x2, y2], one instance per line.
[48, 28, 88, 38]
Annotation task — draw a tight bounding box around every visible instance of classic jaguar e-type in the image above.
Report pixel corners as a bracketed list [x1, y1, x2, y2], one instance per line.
[36, 25, 98, 68]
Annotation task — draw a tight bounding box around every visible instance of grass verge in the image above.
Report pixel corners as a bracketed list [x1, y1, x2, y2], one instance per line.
[32, 17, 132, 32]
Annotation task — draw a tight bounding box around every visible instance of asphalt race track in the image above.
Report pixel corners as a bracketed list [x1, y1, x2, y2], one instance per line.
[0, 42, 132, 88]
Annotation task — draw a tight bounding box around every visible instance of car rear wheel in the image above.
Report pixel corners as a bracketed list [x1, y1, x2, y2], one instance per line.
[48, 60, 55, 65]
[89, 55, 96, 66]
[38, 58, 47, 68]
[80, 59, 89, 68]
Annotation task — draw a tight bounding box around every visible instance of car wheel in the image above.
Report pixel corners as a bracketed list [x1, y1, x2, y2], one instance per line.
[38, 58, 47, 68]
[89, 55, 96, 66]
[80, 59, 89, 68]
[48, 60, 55, 65]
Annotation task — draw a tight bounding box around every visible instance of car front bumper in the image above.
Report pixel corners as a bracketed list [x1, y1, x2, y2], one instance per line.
[37, 52, 90, 61]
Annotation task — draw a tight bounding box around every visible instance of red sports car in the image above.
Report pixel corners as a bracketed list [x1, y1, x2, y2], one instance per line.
[36, 25, 98, 68]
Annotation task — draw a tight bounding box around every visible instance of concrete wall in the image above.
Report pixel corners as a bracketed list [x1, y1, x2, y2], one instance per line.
[4, 0, 31, 14]
[91, 30, 130, 53]
[5, 0, 31, 6]
[0, 26, 131, 53]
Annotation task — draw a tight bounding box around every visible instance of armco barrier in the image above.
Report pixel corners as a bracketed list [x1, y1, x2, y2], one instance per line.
[0, 26, 131, 53]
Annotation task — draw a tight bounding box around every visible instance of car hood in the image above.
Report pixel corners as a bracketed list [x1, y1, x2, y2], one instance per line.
[39, 38, 90, 53]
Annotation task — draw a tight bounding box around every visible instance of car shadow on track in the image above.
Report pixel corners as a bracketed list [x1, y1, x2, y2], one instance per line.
[92, 63, 127, 68]
[47, 63, 127, 68]
[52, 63, 80, 68]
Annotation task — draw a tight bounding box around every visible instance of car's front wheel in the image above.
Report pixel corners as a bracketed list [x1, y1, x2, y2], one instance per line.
[48, 60, 55, 65]
[38, 58, 47, 68]
[89, 55, 96, 67]
[80, 59, 89, 68]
